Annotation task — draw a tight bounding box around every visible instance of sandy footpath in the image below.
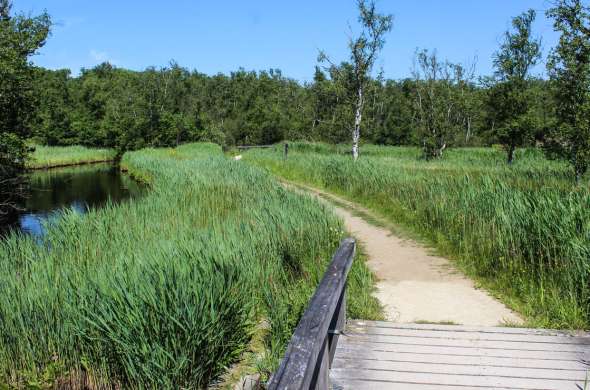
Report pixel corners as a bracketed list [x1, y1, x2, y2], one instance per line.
[290, 182, 522, 327]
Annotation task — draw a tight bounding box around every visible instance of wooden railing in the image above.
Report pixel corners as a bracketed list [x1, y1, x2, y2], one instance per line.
[267, 238, 356, 390]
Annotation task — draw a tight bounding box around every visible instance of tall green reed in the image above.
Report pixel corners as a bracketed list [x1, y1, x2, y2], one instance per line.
[0, 143, 380, 388]
[27, 145, 116, 169]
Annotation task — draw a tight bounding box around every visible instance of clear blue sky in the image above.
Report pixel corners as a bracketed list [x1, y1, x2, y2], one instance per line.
[14, 0, 560, 81]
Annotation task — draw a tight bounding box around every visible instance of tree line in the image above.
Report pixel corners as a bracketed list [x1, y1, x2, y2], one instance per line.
[24, 53, 552, 153]
[1, 0, 590, 219]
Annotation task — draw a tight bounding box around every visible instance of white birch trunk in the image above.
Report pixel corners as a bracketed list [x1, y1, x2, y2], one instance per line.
[352, 86, 363, 161]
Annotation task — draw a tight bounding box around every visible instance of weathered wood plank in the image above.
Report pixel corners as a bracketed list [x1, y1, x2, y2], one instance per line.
[346, 327, 590, 352]
[329, 378, 542, 390]
[336, 341, 589, 360]
[340, 333, 590, 352]
[334, 345, 588, 370]
[348, 320, 589, 337]
[329, 367, 584, 389]
[267, 238, 356, 390]
[331, 357, 590, 381]
[346, 324, 590, 345]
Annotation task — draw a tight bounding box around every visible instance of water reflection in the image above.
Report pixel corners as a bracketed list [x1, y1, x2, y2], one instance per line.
[1, 164, 143, 238]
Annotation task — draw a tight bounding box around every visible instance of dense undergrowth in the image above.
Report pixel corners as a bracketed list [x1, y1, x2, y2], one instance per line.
[0, 143, 380, 388]
[27, 145, 116, 169]
[244, 142, 590, 329]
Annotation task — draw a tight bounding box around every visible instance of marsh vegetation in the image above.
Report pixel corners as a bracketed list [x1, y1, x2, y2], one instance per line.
[0, 143, 380, 388]
[245, 143, 590, 329]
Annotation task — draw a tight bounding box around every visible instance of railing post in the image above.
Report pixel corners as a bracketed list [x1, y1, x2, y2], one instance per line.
[310, 338, 330, 389]
[328, 287, 346, 365]
[267, 238, 356, 390]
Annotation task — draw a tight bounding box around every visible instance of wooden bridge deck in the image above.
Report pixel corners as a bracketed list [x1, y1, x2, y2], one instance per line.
[330, 320, 590, 390]
[267, 240, 590, 390]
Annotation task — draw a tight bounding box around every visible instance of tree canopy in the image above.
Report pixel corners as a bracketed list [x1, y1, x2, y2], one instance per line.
[0, 0, 51, 219]
[490, 9, 541, 164]
[546, 0, 590, 182]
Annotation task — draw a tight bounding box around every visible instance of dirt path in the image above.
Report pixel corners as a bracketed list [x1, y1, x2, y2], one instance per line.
[290, 182, 522, 327]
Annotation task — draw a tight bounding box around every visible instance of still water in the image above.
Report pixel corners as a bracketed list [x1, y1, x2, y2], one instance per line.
[1, 164, 143, 238]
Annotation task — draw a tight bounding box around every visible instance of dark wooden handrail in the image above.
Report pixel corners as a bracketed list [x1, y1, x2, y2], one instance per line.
[267, 238, 356, 390]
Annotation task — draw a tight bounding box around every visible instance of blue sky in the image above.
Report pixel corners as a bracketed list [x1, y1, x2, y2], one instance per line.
[14, 1, 560, 81]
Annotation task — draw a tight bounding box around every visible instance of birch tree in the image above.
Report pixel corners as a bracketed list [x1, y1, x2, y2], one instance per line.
[320, 0, 392, 160]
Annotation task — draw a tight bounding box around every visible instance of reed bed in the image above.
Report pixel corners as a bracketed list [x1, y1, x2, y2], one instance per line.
[245, 142, 590, 329]
[27, 145, 117, 169]
[0, 143, 380, 388]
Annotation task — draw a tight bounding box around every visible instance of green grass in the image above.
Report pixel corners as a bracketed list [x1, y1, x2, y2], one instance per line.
[244, 142, 590, 329]
[26, 145, 117, 169]
[0, 143, 381, 388]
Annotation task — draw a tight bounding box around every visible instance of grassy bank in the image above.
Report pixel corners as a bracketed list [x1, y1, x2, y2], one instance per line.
[244, 142, 590, 329]
[0, 143, 380, 388]
[27, 145, 117, 169]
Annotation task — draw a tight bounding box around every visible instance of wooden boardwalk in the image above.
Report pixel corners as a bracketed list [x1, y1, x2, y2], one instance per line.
[331, 320, 590, 390]
[267, 239, 590, 390]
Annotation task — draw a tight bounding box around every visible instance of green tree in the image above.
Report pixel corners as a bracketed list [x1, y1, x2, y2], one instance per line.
[0, 0, 51, 218]
[320, 0, 392, 159]
[367, 78, 415, 145]
[310, 64, 354, 143]
[546, 0, 590, 182]
[0, 0, 51, 138]
[490, 9, 541, 164]
[31, 68, 75, 145]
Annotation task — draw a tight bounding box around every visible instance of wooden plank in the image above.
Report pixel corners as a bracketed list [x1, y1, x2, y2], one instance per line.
[331, 357, 590, 381]
[334, 345, 588, 370]
[336, 341, 589, 360]
[348, 320, 589, 337]
[340, 333, 590, 353]
[267, 238, 356, 390]
[329, 321, 590, 389]
[346, 324, 590, 345]
[329, 378, 548, 390]
[329, 367, 584, 389]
